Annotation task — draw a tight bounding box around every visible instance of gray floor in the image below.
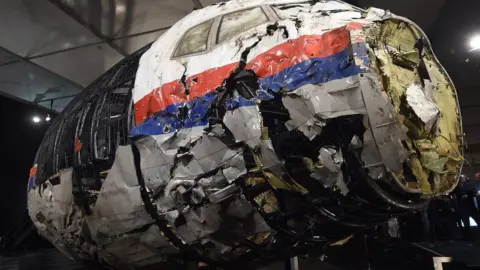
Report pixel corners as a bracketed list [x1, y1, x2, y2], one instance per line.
[415, 241, 480, 267]
[0, 249, 96, 270]
[0, 248, 344, 270]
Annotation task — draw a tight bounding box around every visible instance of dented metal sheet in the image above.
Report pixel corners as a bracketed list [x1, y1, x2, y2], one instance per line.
[28, 168, 93, 260]
[198, 170, 230, 196]
[190, 135, 241, 172]
[361, 119, 385, 179]
[209, 185, 240, 203]
[257, 139, 287, 178]
[98, 226, 178, 268]
[223, 105, 262, 148]
[171, 195, 271, 246]
[135, 135, 175, 191]
[282, 94, 324, 140]
[311, 147, 349, 195]
[406, 83, 440, 134]
[88, 146, 153, 241]
[283, 76, 366, 139]
[222, 153, 247, 183]
[360, 73, 407, 176]
[365, 7, 390, 20]
[273, 4, 313, 19]
[310, 1, 358, 12]
[350, 135, 363, 149]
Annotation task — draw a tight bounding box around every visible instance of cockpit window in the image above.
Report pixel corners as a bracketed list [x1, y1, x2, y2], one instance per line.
[216, 7, 269, 44]
[174, 19, 214, 58]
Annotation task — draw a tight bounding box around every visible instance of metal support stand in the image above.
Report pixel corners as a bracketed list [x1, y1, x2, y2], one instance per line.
[364, 235, 371, 270]
[285, 256, 299, 270]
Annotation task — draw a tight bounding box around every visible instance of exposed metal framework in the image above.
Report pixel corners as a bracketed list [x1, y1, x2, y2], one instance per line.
[34, 44, 149, 188]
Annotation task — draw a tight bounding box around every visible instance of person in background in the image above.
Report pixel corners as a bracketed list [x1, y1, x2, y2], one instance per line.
[453, 174, 480, 243]
[475, 172, 480, 195]
[420, 198, 440, 244]
[475, 172, 480, 183]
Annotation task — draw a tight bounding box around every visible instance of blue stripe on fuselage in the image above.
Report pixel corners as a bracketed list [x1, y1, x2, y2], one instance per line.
[131, 46, 364, 137]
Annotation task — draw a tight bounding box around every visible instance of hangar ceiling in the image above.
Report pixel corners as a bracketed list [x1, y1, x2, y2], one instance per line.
[0, 0, 217, 111]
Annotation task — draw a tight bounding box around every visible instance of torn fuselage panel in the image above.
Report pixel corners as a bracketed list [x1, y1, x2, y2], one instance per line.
[365, 18, 463, 194]
[28, 168, 95, 260]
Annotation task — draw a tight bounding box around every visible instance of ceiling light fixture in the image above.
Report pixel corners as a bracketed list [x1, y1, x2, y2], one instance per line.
[116, 4, 126, 13]
[469, 35, 480, 51]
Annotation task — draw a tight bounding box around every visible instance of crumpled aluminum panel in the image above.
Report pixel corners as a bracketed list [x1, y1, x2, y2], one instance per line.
[359, 74, 408, 177]
[406, 83, 441, 135]
[172, 195, 270, 244]
[310, 147, 349, 195]
[28, 168, 96, 260]
[282, 76, 366, 140]
[133, 115, 268, 257]
[223, 105, 263, 148]
[98, 225, 178, 268]
[88, 146, 154, 241]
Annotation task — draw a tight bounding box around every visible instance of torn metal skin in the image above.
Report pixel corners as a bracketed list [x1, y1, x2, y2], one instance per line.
[28, 168, 97, 261]
[365, 18, 463, 195]
[28, 0, 463, 268]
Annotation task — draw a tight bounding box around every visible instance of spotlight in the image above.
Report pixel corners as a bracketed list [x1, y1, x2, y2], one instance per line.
[46, 115, 51, 122]
[116, 4, 126, 13]
[33, 116, 41, 123]
[469, 35, 480, 51]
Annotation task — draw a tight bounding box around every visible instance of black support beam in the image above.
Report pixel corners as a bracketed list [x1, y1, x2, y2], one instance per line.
[192, 0, 203, 9]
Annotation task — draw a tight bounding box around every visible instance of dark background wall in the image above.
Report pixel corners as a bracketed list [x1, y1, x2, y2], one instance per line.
[0, 95, 50, 235]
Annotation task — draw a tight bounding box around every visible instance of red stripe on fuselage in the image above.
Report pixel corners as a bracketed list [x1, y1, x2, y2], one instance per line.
[135, 27, 351, 125]
[346, 22, 366, 30]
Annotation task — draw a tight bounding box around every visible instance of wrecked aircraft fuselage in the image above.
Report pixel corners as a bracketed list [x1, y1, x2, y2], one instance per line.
[27, 0, 463, 268]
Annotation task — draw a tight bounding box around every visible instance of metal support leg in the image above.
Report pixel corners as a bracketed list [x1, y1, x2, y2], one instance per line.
[364, 235, 371, 270]
[285, 257, 299, 270]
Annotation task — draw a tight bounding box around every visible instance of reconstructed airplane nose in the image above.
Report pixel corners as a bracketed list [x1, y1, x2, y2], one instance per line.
[26, 1, 462, 269]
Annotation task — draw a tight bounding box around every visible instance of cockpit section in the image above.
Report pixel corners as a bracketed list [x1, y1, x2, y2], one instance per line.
[26, 1, 463, 269]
